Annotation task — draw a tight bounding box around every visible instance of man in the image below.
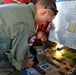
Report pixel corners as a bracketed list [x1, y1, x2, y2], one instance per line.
[0, 0, 58, 71]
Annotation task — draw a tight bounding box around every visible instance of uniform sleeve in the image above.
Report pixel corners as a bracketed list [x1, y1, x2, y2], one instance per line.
[10, 22, 30, 70]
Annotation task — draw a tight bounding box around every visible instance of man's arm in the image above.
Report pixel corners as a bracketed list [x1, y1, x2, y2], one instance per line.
[10, 22, 30, 70]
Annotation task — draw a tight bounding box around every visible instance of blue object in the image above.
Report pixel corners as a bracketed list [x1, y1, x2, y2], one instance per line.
[21, 68, 32, 75]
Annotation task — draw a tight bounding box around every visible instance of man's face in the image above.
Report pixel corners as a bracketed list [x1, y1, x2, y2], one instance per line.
[37, 31, 48, 41]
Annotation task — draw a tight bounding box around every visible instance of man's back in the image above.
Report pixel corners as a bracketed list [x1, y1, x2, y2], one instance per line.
[0, 3, 35, 70]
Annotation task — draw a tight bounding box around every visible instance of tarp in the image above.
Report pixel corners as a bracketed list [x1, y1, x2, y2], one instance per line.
[49, 0, 76, 49]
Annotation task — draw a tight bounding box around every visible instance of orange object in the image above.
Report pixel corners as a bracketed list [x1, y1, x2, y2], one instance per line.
[3, 0, 17, 4]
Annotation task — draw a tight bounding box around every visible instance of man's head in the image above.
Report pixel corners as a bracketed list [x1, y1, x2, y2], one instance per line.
[36, 31, 48, 41]
[34, 0, 58, 25]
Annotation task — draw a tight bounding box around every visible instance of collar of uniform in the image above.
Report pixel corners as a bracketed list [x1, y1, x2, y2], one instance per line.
[27, 3, 35, 19]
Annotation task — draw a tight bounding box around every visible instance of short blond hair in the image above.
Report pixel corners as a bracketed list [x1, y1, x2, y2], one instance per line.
[37, 0, 58, 15]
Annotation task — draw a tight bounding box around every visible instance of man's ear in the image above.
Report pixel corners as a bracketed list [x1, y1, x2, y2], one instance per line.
[41, 9, 48, 16]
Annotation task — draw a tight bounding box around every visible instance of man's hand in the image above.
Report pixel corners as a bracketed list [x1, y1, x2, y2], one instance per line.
[44, 48, 52, 58]
[24, 57, 39, 68]
[24, 60, 35, 68]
